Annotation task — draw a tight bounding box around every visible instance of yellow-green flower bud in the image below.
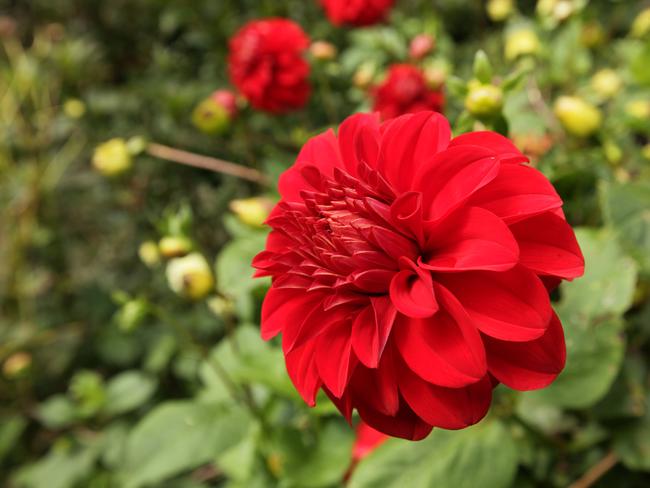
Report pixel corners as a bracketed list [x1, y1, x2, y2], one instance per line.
[229, 197, 273, 227]
[192, 98, 229, 135]
[465, 83, 503, 118]
[581, 22, 605, 48]
[63, 98, 86, 119]
[310, 40, 337, 61]
[207, 295, 235, 319]
[487, 0, 514, 22]
[158, 236, 193, 259]
[625, 100, 650, 120]
[505, 29, 541, 61]
[642, 143, 650, 161]
[166, 253, 214, 300]
[591, 69, 622, 99]
[138, 241, 161, 267]
[92, 138, 132, 177]
[603, 140, 623, 165]
[353, 62, 377, 90]
[553, 96, 602, 137]
[3, 352, 31, 379]
[631, 8, 650, 38]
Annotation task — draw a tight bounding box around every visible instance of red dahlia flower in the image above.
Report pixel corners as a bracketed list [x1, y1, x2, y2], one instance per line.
[321, 0, 395, 26]
[228, 18, 310, 113]
[253, 111, 584, 440]
[373, 64, 445, 120]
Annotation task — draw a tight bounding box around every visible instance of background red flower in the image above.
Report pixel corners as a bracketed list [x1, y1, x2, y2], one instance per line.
[372, 64, 445, 120]
[254, 111, 584, 440]
[321, 0, 395, 26]
[228, 18, 311, 113]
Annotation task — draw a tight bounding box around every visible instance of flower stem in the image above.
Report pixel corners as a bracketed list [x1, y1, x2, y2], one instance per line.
[146, 142, 269, 185]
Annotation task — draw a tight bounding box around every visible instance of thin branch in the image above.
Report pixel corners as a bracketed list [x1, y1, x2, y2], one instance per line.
[568, 451, 619, 488]
[146, 142, 269, 185]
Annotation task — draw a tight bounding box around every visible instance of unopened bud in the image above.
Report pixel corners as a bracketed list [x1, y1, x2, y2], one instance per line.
[158, 236, 192, 259]
[63, 98, 86, 119]
[625, 100, 650, 120]
[505, 29, 541, 61]
[486, 0, 514, 22]
[353, 63, 376, 90]
[591, 69, 622, 100]
[229, 197, 274, 227]
[166, 253, 214, 300]
[207, 296, 235, 319]
[581, 22, 605, 48]
[310, 40, 337, 61]
[210, 89, 238, 119]
[553, 96, 602, 137]
[138, 241, 161, 267]
[631, 8, 650, 38]
[423, 65, 447, 90]
[3, 352, 32, 379]
[603, 140, 623, 165]
[465, 83, 503, 117]
[192, 93, 233, 135]
[409, 34, 435, 60]
[642, 144, 650, 161]
[115, 298, 149, 332]
[92, 138, 132, 177]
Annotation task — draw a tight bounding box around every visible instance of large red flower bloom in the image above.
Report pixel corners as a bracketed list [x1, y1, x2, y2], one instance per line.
[253, 111, 584, 440]
[321, 0, 395, 26]
[228, 18, 310, 113]
[373, 64, 445, 120]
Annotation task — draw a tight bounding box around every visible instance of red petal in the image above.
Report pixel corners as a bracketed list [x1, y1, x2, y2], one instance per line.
[338, 112, 381, 174]
[439, 266, 552, 342]
[421, 207, 519, 272]
[390, 191, 424, 244]
[399, 365, 493, 430]
[510, 212, 585, 279]
[352, 421, 389, 461]
[393, 290, 487, 388]
[261, 287, 322, 340]
[449, 131, 528, 164]
[278, 129, 342, 202]
[351, 297, 398, 368]
[414, 145, 500, 220]
[378, 112, 451, 191]
[389, 259, 438, 318]
[468, 164, 562, 224]
[349, 344, 400, 416]
[484, 312, 566, 390]
[355, 395, 433, 441]
[285, 340, 322, 406]
[315, 322, 358, 398]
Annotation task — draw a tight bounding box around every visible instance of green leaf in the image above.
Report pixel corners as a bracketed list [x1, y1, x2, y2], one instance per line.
[599, 180, 650, 272]
[614, 398, 650, 471]
[349, 420, 517, 488]
[270, 420, 354, 488]
[119, 401, 250, 488]
[473, 50, 493, 84]
[103, 370, 157, 416]
[13, 446, 97, 488]
[200, 325, 295, 400]
[36, 395, 78, 429]
[0, 415, 27, 463]
[524, 316, 624, 408]
[559, 228, 638, 321]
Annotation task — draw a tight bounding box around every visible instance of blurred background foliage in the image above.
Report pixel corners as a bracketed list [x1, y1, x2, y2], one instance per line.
[1, 0, 650, 487]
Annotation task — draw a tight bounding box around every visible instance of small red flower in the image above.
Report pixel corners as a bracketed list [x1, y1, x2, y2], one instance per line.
[253, 111, 584, 440]
[228, 18, 311, 113]
[372, 64, 444, 120]
[352, 421, 388, 461]
[321, 0, 395, 26]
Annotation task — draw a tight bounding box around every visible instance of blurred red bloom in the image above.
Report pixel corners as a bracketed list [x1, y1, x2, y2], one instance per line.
[228, 18, 310, 113]
[253, 111, 584, 440]
[352, 421, 388, 461]
[321, 0, 395, 26]
[372, 64, 444, 120]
